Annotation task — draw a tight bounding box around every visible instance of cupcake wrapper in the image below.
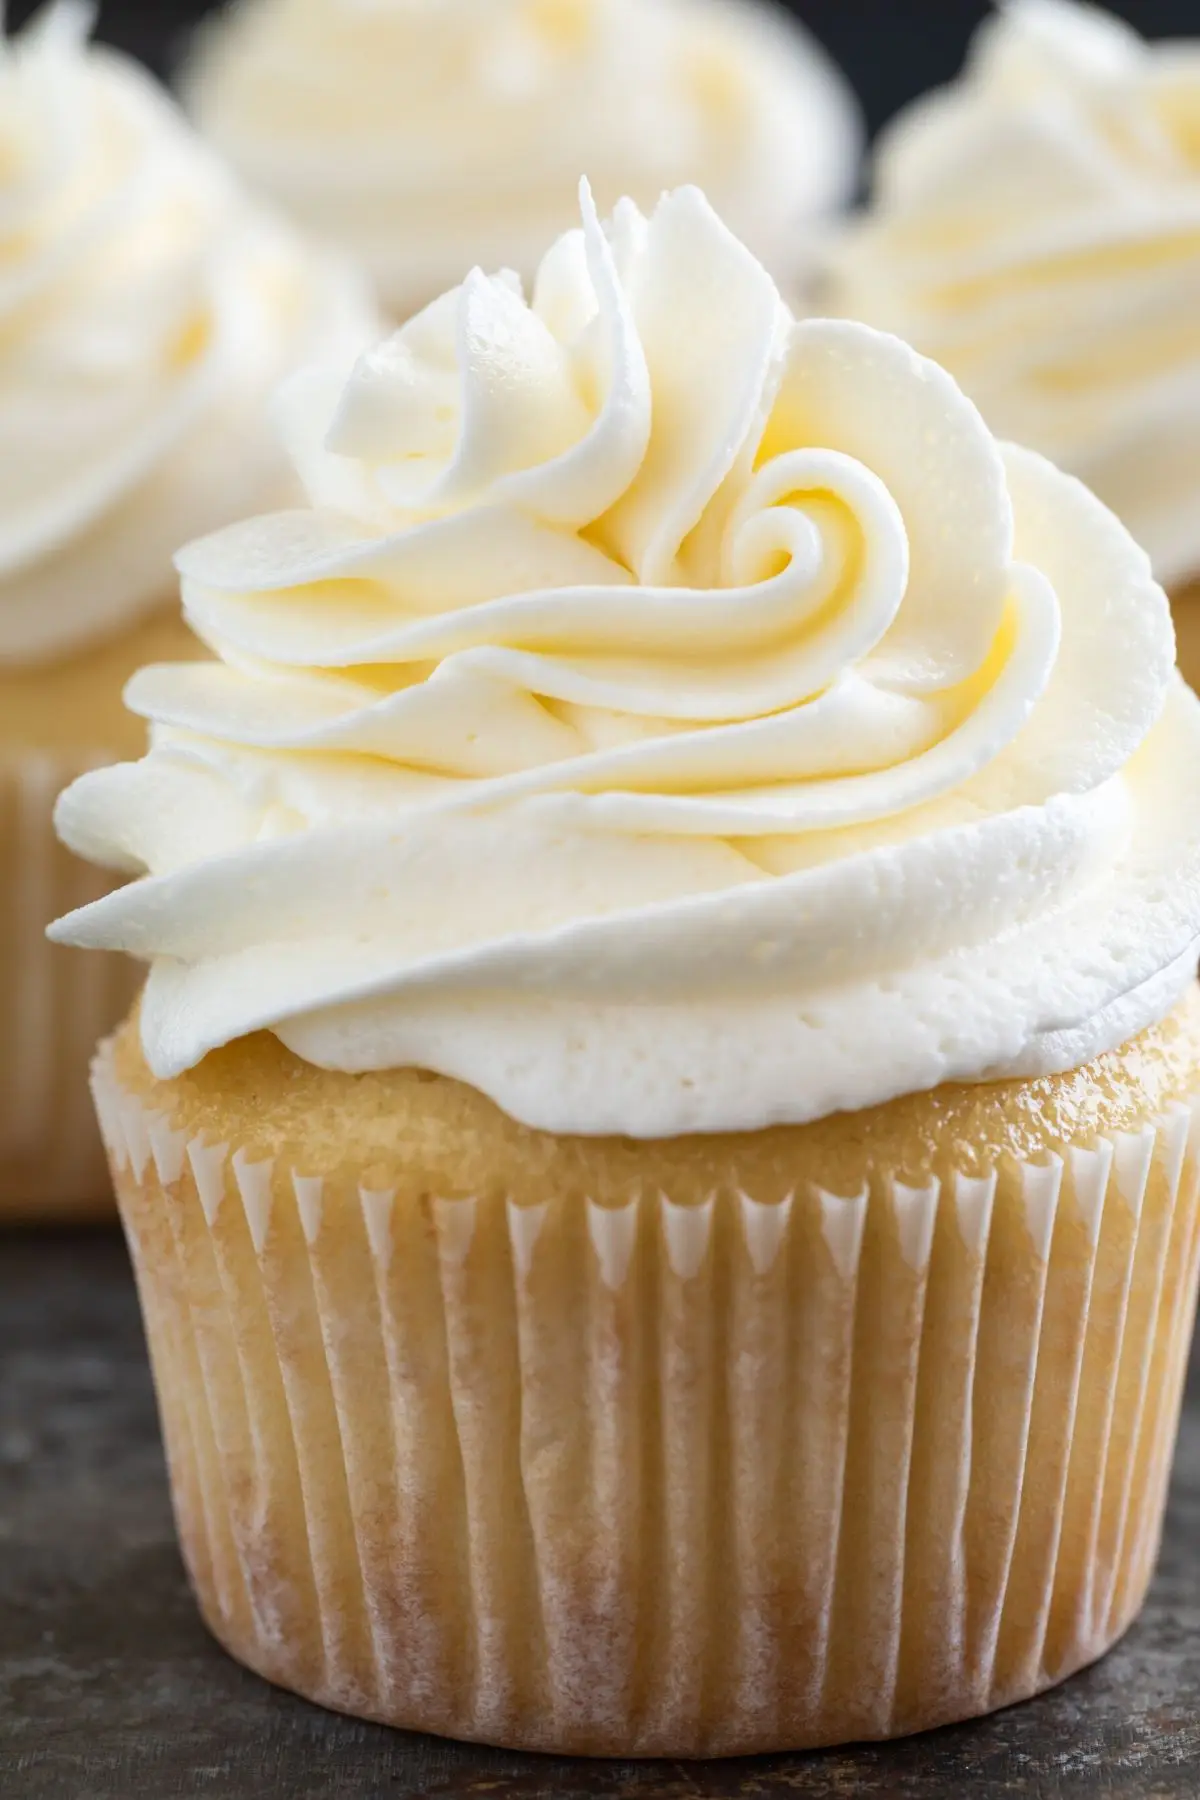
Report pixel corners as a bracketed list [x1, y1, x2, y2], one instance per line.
[0, 754, 138, 1218]
[95, 1044, 1200, 1757]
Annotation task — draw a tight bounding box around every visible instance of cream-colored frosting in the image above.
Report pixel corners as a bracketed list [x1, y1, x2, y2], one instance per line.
[0, 1, 377, 666]
[827, 0, 1200, 590]
[51, 184, 1200, 1138]
[183, 0, 861, 316]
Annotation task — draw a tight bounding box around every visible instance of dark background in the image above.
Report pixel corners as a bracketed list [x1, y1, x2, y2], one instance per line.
[10, 0, 1200, 137]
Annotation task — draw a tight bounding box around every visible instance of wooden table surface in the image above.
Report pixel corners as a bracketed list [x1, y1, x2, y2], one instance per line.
[2, 1230, 1198, 1800]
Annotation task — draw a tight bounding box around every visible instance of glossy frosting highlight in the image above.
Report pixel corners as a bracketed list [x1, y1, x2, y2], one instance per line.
[0, 0, 376, 666]
[184, 0, 861, 315]
[828, 0, 1200, 589]
[52, 184, 1200, 1137]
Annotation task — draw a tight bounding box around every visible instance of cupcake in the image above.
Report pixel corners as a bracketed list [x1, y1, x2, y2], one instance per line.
[826, 0, 1200, 690]
[182, 0, 861, 317]
[0, 2, 377, 1219]
[52, 184, 1200, 1754]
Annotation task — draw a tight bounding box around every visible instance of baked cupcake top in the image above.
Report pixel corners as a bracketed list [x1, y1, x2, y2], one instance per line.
[182, 0, 860, 317]
[52, 183, 1200, 1138]
[826, 0, 1200, 590]
[0, 0, 377, 667]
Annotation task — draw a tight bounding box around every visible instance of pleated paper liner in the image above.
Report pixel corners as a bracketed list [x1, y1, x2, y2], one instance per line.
[94, 1042, 1200, 1757]
[0, 753, 140, 1219]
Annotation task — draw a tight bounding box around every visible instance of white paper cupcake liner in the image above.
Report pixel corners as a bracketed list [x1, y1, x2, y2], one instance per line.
[0, 753, 139, 1218]
[95, 1043, 1200, 1757]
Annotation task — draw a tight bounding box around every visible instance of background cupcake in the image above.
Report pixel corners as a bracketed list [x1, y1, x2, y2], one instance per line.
[826, 0, 1200, 685]
[182, 0, 862, 317]
[52, 186, 1200, 1752]
[0, 0, 376, 1219]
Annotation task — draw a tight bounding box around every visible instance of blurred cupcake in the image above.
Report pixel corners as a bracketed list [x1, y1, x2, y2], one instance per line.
[0, 1, 377, 1219]
[53, 186, 1200, 1753]
[182, 0, 861, 316]
[826, 0, 1200, 686]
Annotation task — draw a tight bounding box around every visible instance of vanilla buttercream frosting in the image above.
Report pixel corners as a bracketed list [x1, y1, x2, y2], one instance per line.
[51, 183, 1200, 1138]
[827, 0, 1200, 590]
[0, 0, 377, 667]
[183, 0, 860, 317]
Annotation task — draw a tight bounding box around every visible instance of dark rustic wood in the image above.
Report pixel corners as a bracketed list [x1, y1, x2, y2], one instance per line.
[2, 1232, 1198, 1800]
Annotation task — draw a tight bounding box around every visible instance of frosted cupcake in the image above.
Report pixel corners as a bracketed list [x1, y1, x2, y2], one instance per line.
[826, 0, 1200, 689]
[53, 185, 1200, 1754]
[0, 2, 376, 1218]
[182, 0, 861, 316]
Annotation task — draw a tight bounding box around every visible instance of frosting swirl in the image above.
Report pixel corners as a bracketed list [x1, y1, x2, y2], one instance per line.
[0, 1, 377, 666]
[827, 0, 1200, 589]
[183, 0, 860, 315]
[51, 183, 1200, 1138]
